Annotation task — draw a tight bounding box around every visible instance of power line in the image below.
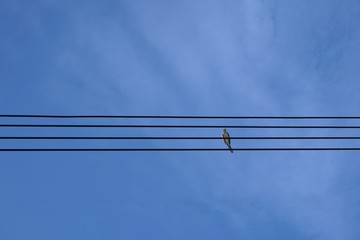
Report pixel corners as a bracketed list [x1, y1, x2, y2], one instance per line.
[1, 136, 360, 140]
[1, 114, 360, 119]
[2, 124, 360, 128]
[2, 148, 360, 152]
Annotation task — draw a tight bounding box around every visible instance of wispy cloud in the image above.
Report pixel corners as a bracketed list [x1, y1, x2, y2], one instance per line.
[2, 0, 360, 239]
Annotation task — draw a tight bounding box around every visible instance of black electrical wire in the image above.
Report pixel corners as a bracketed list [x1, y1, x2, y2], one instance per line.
[2, 115, 360, 119]
[1, 136, 360, 140]
[2, 124, 360, 128]
[2, 148, 360, 152]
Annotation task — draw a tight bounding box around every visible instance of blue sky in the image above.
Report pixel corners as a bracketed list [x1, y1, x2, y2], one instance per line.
[1, 0, 360, 239]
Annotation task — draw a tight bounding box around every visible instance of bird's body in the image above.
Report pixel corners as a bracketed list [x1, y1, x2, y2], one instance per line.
[221, 129, 233, 153]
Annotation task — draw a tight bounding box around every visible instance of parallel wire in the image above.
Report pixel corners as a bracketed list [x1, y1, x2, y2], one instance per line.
[2, 115, 360, 152]
[2, 148, 360, 152]
[2, 124, 360, 128]
[1, 136, 360, 140]
[2, 115, 360, 119]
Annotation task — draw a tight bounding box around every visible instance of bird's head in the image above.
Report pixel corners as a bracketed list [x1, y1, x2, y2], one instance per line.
[223, 128, 227, 131]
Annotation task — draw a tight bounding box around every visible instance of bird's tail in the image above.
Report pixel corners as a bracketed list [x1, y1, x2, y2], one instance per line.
[228, 145, 233, 153]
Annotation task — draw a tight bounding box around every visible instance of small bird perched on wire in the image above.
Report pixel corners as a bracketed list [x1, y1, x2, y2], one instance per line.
[221, 128, 233, 153]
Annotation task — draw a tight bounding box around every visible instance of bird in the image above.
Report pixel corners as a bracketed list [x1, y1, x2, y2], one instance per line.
[221, 128, 233, 153]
